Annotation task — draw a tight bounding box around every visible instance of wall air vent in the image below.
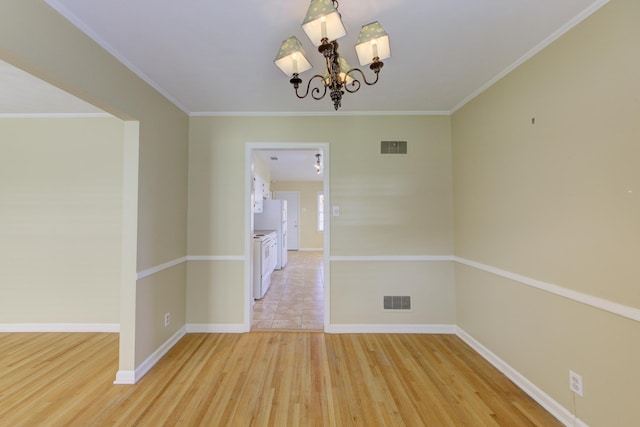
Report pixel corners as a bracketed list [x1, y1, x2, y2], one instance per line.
[384, 296, 411, 310]
[380, 140, 407, 154]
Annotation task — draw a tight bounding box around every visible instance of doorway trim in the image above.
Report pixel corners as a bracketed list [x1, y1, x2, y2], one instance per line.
[244, 142, 331, 331]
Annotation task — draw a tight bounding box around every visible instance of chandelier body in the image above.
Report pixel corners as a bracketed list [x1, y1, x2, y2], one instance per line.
[274, 0, 390, 110]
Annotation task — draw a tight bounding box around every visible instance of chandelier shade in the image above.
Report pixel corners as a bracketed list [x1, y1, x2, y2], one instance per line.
[301, 0, 347, 46]
[355, 21, 391, 66]
[274, 36, 313, 77]
[275, 0, 390, 110]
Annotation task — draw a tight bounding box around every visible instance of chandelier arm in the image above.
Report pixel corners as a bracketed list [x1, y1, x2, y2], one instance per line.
[343, 76, 362, 94]
[292, 74, 328, 101]
[343, 66, 381, 94]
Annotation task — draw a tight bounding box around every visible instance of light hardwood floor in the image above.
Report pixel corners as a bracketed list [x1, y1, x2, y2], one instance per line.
[253, 251, 324, 331]
[0, 332, 561, 426]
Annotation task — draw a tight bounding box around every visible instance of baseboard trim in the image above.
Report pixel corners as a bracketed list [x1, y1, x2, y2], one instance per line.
[113, 370, 135, 384]
[113, 326, 186, 384]
[330, 255, 454, 262]
[0, 323, 119, 333]
[298, 248, 323, 252]
[186, 323, 248, 333]
[455, 327, 587, 427]
[326, 324, 456, 334]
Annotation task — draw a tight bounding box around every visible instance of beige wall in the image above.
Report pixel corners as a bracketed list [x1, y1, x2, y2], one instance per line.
[0, 117, 123, 324]
[5, 4, 632, 422]
[452, 0, 640, 425]
[271, 181, 324, 250]
[1, 0, 189, 373]
[187, 115, 455, 327]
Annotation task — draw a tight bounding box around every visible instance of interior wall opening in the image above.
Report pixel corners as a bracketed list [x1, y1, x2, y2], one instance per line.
[246, 143, 330, 332]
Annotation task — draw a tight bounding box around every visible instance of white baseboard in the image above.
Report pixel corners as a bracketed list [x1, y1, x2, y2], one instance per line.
[113, 326, 186, 384]
[456, 327, 587, 427]
[298, 248, 323, 252]
[326, 324, 456, 334]
[0, 323, 119, 333]
[113, 369, 135, 384]
[186, 323, 248, 333]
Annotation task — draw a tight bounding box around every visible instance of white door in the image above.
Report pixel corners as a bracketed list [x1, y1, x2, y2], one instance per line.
[274, 191, 299, 250]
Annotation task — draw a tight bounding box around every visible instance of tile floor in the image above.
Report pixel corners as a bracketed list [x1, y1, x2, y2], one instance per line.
[252, 251, 324, 331]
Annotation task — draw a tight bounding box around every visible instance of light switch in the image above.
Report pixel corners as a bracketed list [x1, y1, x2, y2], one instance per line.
[332, 206, 340, 217]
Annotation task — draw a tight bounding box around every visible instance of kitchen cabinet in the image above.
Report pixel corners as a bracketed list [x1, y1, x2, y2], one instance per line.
[252, 174, 270, 213]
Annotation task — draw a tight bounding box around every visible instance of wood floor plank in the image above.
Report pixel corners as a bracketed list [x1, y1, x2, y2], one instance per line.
[0, 332, 562, 426]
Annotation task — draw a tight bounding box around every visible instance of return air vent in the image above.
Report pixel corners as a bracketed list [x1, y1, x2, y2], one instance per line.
[384, 296, 411, 310]
[380, 140, 407, 154]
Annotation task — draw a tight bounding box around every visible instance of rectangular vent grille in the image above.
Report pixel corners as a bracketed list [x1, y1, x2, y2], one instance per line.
[381, 140, 408, 154]
[384, 296, 411, 310]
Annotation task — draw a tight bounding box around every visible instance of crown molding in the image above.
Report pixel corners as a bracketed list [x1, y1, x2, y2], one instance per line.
[44, 0, 190, 115]
[0, 113, 112, 118]
[451, 0, 611, 113]
[189, 110, 451, 117]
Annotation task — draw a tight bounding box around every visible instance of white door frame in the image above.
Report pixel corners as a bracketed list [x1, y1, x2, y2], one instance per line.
[244, 142, 331, 331]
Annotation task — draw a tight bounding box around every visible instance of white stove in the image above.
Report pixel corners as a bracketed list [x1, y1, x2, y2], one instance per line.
[253, 230, 277, 299]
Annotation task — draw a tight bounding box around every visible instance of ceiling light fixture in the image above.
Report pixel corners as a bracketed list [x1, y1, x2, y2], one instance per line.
[274, 0, 391, 110]
[314, 153, 322, 174]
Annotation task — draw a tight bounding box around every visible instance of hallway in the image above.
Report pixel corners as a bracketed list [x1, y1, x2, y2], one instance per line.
[252, 251, 324, 331]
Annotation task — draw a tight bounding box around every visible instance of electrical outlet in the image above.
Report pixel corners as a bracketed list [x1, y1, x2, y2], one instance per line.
[569, 370, 583, 396]
[164, 312, 170, 327]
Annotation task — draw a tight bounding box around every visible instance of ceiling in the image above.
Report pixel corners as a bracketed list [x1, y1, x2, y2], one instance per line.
[1, 0, 607, 181]
[37, 0, 606, 115]
[255, 150, 324, 182]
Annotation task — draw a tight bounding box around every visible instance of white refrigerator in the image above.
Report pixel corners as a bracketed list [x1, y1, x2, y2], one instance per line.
[254, 200, 288, 269]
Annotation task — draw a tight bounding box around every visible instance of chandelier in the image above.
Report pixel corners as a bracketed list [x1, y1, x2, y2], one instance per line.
[314, 153, 322, 174]
[274, 0, 391, 110]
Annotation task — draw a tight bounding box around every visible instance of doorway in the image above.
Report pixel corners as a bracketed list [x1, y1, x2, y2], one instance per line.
[245, 143, 330, 332]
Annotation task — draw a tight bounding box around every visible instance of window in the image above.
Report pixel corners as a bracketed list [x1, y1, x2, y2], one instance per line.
[317, 192, 324, 232]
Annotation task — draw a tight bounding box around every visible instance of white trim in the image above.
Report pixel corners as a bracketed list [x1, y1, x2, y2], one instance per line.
[456, 327, 588, 427]
[0, 323, 119, 333]
[136, 255, 246, 280]
[0, 113, 113, 119]
[190, 111, 450, 117]
[299, 248, 324, 252]
[119, 120, 140, 380]
[330, 255, 454, 262]
[186, 323, 248, 333]
[44, 0, 190, 115]
[187, 255, 245, 261]
[322, 146, 331, 332]
[245, 142, 332, 333]
[326, 324, 456, 334]
[136, 256, 187, 280]
[451, 0, 610, 113]
[455, 256, 640, 323]
[114, 326, 186, 384]
[113, 370, 135, 384]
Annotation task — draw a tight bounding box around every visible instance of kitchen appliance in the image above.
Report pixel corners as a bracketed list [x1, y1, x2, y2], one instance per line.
[253, 199, 288, 269]
[253, 231, 277, 299]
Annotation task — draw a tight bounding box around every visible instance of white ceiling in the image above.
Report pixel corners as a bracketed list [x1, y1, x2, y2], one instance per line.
[1, 0, 608, 180]
[255, 150, 324, 182]
[40, 0, 607, 115]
